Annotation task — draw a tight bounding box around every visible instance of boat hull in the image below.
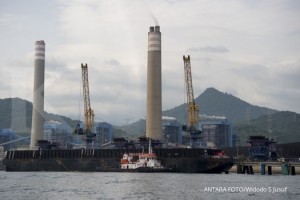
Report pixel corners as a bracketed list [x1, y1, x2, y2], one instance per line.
[3, 148, 234, 173]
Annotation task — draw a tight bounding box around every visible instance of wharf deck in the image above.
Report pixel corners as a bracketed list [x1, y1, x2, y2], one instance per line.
[229, 161, 300, 175]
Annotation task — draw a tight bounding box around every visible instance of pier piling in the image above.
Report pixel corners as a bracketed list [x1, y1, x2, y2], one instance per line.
[267, 166, 272, 175]
[291, 166, 296, 175]
[233, 161, 300, 175]
[237, 163, 242, 174]
[260, 163, 265, 175]
[281, 163, 289, 175]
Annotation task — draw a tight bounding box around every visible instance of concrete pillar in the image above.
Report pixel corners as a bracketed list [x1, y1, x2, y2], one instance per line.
[281, 163, 289, 175]
[268, 166, 272, 175]
[237, 164, 242, 174]
[290, 166, 296, 175]
[249, 166, 254, 174]
[260, 163, 265, 175]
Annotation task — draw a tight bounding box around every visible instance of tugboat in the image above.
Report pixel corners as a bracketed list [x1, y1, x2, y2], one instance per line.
[120, 139, 172, 172]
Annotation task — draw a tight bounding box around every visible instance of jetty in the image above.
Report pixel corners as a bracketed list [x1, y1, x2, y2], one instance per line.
[229, 161, 300, 175]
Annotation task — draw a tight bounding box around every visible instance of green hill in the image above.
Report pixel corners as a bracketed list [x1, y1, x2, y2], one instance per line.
[0, 98, 33, 134]
[234, 111, 300, 144]
[0, 98, 78, 136]
[117, 119, 146, 139]
[122, 88, 299, 143]
[0, 98, 123, 137]
[1, 88, 299, 144]
[163, 87, 277, 125]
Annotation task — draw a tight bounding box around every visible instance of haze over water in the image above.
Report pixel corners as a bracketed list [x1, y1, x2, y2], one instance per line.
[0, 172, 299, 200]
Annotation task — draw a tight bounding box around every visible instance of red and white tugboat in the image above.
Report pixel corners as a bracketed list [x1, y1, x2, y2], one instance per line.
[120, 139, 171, 172]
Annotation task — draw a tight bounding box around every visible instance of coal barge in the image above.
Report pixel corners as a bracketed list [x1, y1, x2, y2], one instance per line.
[3, 147, 234, 173]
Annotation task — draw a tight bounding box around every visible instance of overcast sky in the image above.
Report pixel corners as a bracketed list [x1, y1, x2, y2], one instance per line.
[1, 0, 299, 125]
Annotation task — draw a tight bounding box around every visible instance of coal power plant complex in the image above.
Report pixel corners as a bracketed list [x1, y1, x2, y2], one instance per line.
[2, 26, 234, 173]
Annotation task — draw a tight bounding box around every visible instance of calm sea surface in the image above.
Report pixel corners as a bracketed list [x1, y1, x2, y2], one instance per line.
[0, 171, 299, 200]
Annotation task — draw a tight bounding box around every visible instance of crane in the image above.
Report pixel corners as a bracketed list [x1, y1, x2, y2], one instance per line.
[81, 63, 94, 134]
[75, 63, 95, 147]
[183, 55, 201, 146]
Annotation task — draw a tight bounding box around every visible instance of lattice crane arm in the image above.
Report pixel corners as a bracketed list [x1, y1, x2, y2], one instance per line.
[183, 55, 199, 129]
[81, 63, 94, 133]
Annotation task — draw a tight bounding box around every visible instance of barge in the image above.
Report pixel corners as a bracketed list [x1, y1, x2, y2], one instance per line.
[3, 148, 234, 173]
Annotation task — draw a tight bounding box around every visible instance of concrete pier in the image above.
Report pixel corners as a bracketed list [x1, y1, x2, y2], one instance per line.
[231, 161, 300, 175]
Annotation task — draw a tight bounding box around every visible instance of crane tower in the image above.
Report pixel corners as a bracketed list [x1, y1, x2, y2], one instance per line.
[183, 55, 201, 146]
[81, 63, 94, 133]
[74, 63, 95, 147]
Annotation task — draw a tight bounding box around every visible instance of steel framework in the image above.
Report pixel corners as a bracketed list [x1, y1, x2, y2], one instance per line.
[81, 63, 94, 134]
[183, 55, 199, 130]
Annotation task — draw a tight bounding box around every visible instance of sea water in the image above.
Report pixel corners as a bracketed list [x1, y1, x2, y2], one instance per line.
[0, 172, 299, 200]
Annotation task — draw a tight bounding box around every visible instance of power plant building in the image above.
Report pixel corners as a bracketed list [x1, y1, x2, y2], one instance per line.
[199, 116, 233, 148]
[30, 40, 46, 149]
[95, 122, 113, 148]
[43, 121, 72, 148]
[162, 116, 182, 145]
[146, 26, 162, 141]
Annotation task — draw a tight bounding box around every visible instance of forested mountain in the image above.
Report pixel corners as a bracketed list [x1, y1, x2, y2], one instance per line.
[234, 111, 300, 144]
[121, 88, 299, 143]
[1, 88, 299, 144]
[0, 98, 78, 135]
[163, 87, 277, 125]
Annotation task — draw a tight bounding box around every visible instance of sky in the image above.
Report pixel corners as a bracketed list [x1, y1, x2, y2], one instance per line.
[1, 0, 300, 125]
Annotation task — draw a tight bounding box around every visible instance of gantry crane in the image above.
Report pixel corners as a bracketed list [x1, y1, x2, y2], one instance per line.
[183, 55, 201, 146]
[75, 63, 95, 146]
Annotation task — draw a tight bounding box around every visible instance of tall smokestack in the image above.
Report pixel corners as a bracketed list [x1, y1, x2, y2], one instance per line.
[30, 40, 45, 149]
[146, 26, 162, 140]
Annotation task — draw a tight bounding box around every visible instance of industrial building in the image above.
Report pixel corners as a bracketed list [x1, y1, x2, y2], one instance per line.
[94, 122, 113, 148]
[247, 135, 277, 161]
[232, 134, 240, 147]
[162, 116, 182, 145]
[199, 115, 233, 148]
[43, 121, 72, 148]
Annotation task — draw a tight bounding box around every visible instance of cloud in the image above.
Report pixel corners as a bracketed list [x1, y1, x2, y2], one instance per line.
[42, 56, 147, 125]
[188, 45, 229, 53]
[0, 13, 23, 30]
[1, 0, 300, 126]
[0, 72, 11, 94]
